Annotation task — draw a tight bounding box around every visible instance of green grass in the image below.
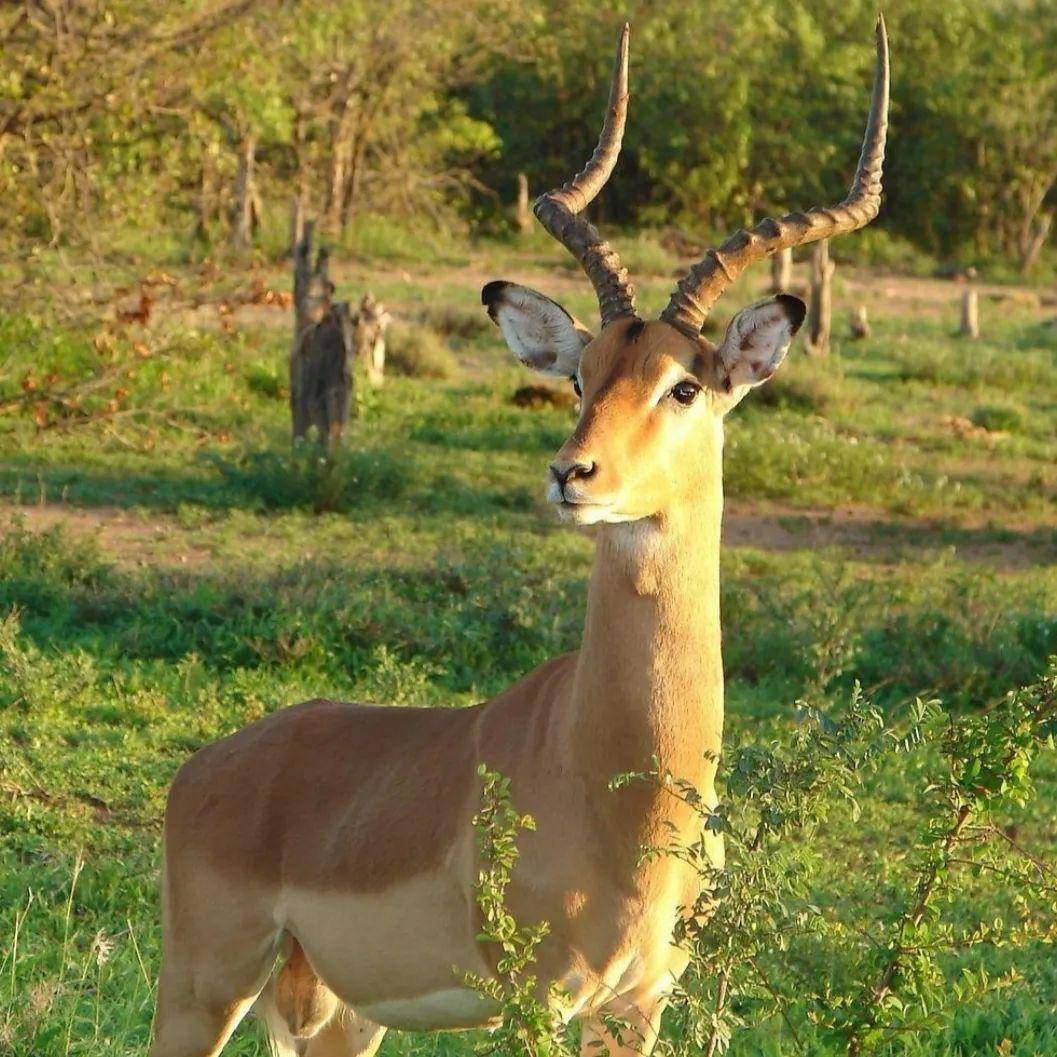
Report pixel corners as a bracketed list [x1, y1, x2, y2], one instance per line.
[2, 250, 1057, 1054]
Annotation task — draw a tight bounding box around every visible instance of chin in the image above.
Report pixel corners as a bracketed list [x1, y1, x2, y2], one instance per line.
[555, 502, 642, 526]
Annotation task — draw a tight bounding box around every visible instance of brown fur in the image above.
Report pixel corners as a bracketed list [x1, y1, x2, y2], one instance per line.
[165, 700, 480, 892]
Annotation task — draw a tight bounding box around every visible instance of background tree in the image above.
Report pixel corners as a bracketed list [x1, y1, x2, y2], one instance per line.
[1, 0, 1055, 272]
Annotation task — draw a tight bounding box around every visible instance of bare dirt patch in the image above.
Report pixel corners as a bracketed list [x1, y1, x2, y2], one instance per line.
[4, 499, 1056, 574]
[724, 502, 1057, 571]
[1, 502, 212, 569]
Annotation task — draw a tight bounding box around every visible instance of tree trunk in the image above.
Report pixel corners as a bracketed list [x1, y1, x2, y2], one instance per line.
[281, 110, 309, 260]
[1020, 212, 1052, 275]
[770, 246, 793, 293]
[231, 131, 258, 251]
[332, 63, 392, 232]
[294, 110, 309, 197]
[193, 152, 215, 244]
[340, 98, 383, 229]
[849, 305, 870, 340]
[1017, 174, 1055, 266]
[807, 240, 834, 356]
[340, 127, 369, 230]
[292, 220, 315, 338]
[515, 172, 532, 234]
[326, 90, 357, 232]
[291, 220, 315, 441]
[325, 146, 347, 232]
[290, 222, 354, 448]
[289, 197, 305, 260]
[958, 287, 979, 339]
[249, 180, 263, 234]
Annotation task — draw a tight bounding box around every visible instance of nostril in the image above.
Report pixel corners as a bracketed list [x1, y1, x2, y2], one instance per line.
[550, 460, 596, 487]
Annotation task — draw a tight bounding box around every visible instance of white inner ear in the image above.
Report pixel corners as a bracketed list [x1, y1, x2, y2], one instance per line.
[717, 298, 798, 393]
[487, 284, 591, 378]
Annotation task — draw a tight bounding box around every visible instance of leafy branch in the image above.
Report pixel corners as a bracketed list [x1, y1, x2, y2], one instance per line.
[630, 674, 1057, 1057]
[464, 764, 572, 1057]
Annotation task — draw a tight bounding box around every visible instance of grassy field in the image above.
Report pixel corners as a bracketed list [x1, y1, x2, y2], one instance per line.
[1, 235, 1057, 1055]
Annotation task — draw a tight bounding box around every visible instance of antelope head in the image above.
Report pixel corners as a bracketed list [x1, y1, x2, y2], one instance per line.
[484, 19, 889, 526]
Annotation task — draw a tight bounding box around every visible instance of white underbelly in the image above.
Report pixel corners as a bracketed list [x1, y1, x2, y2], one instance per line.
[277, 873, 494, 1015]
[356, 987, 502, 1030]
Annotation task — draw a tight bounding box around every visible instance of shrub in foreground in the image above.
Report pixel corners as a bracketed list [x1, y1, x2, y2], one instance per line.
[474, 671, 1057, 1056]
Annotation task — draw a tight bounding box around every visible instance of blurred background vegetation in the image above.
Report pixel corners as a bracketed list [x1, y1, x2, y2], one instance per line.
[2, 0, 1056, 276]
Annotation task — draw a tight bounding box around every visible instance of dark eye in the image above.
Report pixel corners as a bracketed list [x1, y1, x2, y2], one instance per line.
[571, 377, 582, 398]
[670, 380, 700, 406]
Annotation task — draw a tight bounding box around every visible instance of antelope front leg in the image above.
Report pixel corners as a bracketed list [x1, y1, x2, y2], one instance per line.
[580, 998, 666, 1057]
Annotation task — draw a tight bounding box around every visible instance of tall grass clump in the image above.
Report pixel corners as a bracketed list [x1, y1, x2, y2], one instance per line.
[416, 304, 493, 342]
[206, 445, 409, 513]
[387, 323, 460, 379]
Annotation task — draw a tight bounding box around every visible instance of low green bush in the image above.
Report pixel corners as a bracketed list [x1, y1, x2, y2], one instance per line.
[416, 304, 492, 342]
[474, 674, 1057, 1057]
[611, 230, 681, 277]
[971, 403, 1024, 433]
[244, 361, 285, 401]
[387, 323, 460, 379]
[205, 446, 409, 514]
[753, 360, 853, 415]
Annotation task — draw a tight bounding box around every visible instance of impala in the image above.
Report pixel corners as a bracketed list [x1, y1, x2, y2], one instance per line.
[150, 19, 889, 1057]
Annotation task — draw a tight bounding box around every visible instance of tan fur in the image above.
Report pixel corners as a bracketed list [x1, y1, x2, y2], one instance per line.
[149, 316, 760, 1057]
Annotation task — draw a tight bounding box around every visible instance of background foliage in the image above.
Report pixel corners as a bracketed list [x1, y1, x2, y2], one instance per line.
[3, 0, 1057, 271]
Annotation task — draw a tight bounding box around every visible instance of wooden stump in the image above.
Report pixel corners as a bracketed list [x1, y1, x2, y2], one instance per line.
[958, 287, 979, 339]
[849, 305, 870, 340]
[353, 292, 391, 387]
[290, 222, 354, 448]
[770, 246, 793, 293]
[807, 239, 834, 356]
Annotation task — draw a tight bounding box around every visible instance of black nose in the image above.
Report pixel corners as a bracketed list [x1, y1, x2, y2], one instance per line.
[550, 460, 596, 487]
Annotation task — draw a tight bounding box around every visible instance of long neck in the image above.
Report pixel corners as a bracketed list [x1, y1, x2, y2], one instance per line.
[566, 432, 725, 799]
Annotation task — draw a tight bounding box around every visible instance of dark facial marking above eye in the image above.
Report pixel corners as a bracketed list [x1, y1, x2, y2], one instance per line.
[626, 318, 646, 341]
[691, 352, 708, 377]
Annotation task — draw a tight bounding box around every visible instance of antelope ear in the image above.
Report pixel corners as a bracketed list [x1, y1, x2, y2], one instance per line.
[714, 294, 805, 409]
[482, 281, 593, 377]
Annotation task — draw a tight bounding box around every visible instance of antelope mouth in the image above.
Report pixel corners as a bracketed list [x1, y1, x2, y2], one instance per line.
[547, 478, 612, 523]
[552, 495, 640, 526]
[556, 498, 608, 524]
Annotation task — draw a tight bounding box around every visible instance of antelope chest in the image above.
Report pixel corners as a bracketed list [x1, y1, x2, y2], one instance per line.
[545, 854, 705, 1020]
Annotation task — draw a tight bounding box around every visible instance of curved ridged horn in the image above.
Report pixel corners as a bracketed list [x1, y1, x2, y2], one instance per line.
[534, 23, 637, 327]
[660, 15, 890, 338]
